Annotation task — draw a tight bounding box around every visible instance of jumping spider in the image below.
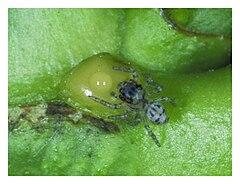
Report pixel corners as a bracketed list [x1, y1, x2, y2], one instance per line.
[88, 66, 175, 147]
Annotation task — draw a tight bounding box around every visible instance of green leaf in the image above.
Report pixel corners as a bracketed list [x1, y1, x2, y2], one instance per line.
[165, 8, 232, 36]
[9, 66, 231, 176]
[120, 9, 231, 73]
[8, 8, 232, 176]
[9, 8, 122, 105]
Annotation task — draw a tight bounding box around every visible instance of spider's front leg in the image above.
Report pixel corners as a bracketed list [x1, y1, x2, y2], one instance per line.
[110, 91, 119, 99]
[88, 95, 124, 109]
[112, 66, 138, 81]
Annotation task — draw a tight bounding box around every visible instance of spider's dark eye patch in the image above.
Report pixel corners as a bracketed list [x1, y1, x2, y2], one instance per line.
[130, 86, 136, 91]
[128, 90, 134, 96]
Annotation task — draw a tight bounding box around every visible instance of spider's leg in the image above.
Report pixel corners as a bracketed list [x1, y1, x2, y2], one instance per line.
[147, 82, 163, 96]
[112, 66, 138, 81]
[156, 97, 175, 106]
[142, 118, 161, 147]
[109, 110, 141, 127]
[108, 110, 131, 120]
[143, 73, 163, 96]
[124, 113, 141, 126]
[110, 91, 119, 99]
[88, 95, 124, 109]
[116, 81, 125, 90]
[142, 72, 154, 85]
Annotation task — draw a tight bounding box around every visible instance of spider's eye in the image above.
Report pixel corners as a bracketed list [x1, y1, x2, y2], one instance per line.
[58, 52, 131, 118]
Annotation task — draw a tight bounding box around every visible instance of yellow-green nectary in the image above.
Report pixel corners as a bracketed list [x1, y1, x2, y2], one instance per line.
[59, 53, 131, 118]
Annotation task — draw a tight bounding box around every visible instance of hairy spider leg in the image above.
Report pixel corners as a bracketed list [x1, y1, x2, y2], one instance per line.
[142, 114, 161, 147]
[124, 116, 141, 126]
[143, 73, 175, 106]
[112, 66, 138, 81]
[108, 109, 131, 119]
[123, 111, 141, 126]
[108, 110, 141, 126]
[142, 73, 163, 96]
[115, 81, 125, 90]
[88, 96, 124, 109]
[146, 82, 163, 96]
[155, 97, 176, 106]
[110, 91, 119, 99]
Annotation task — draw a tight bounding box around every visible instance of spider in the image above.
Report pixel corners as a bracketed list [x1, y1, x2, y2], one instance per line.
[88, 66, 175, 147]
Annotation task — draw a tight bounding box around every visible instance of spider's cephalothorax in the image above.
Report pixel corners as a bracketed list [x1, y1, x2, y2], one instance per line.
[118, 79, 144, 105]
[88, 66, 175, 147]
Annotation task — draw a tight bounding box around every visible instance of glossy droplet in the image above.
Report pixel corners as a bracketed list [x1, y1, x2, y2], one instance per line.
[59, 52, 131, 118]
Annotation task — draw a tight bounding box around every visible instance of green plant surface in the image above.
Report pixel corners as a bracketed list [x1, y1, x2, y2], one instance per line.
[165, 8, 232, 36]
[8, 66, 231, 176]
[8, 8, 122, 105]
[8, 8, 232, 176]
[120, 9, 231, 73]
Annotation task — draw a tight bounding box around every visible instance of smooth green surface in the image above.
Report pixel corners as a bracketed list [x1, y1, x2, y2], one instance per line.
[8, 8, 122, 105]
[8, 8, 232, 176]
[120, 9, 231, 73]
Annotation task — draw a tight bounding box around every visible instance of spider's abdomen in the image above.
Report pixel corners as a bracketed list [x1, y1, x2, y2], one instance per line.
[147, 102, 168, 125]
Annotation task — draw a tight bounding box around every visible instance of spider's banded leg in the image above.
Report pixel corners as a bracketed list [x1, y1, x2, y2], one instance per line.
[142, 73, 154, 85]
[88, 96, 124, 109]
[146, 82, 163, 96]
[143, 120, 161, 147]
[143, 73, 163, 96]
[116, 81, 124, 90]
[108, 110, 131, 120]
[110, 91, 119, 99]
[124, 117, 141, 126]
[156, 97, 175, 106]
[119, 110, 141, 126]
[112, 66, 138, 81]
